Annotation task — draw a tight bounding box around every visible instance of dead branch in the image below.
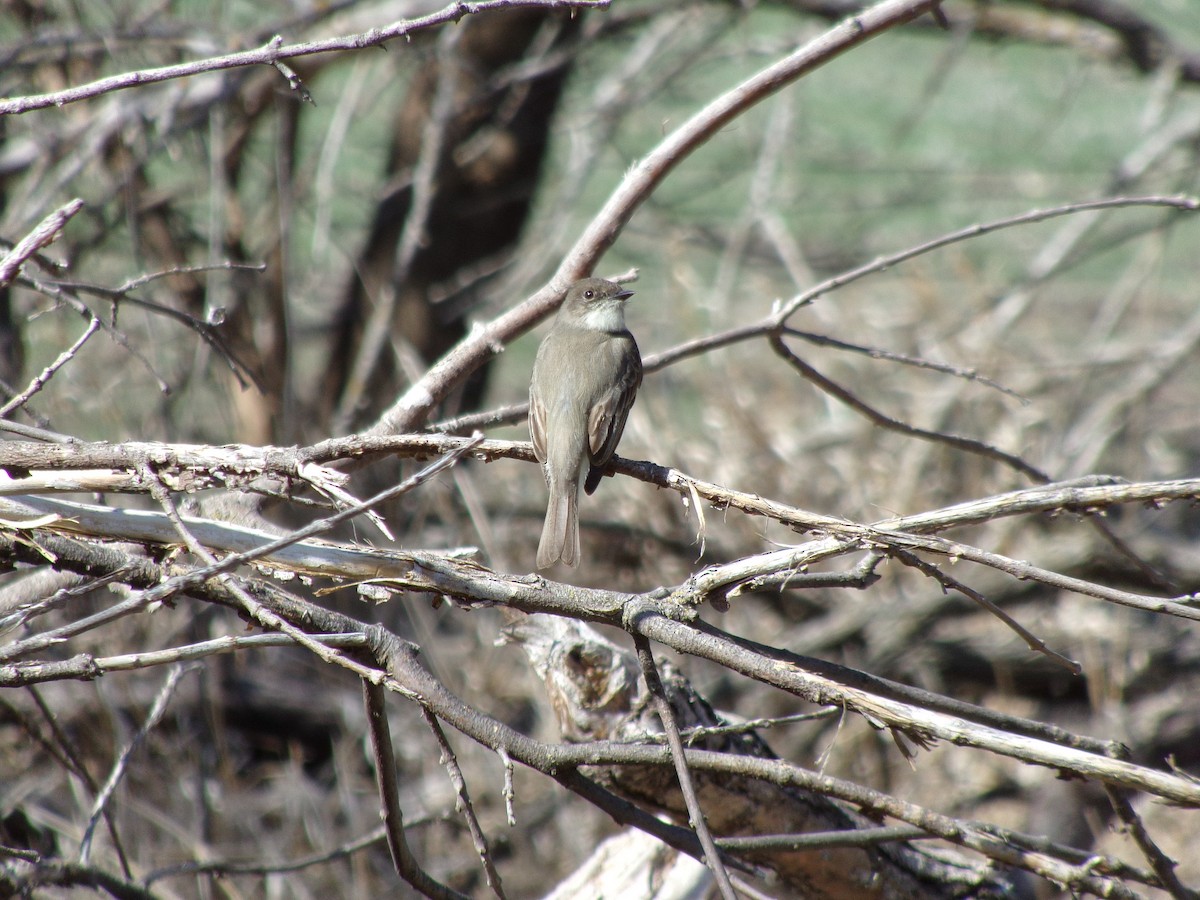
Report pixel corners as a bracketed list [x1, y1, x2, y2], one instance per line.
[0, 1, 611, 116]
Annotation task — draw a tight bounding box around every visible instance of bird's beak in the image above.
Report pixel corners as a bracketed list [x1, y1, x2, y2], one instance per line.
[616, 289, 634, 301]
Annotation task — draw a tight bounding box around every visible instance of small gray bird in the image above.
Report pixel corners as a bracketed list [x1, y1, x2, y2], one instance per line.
[529, 278, 642, 568]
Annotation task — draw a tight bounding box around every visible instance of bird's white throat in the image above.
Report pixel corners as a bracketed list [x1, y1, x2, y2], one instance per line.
[579, 301, 626, 333]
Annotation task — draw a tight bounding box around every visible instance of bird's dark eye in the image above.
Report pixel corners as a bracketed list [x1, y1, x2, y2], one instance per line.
[583, 290, 594, 300]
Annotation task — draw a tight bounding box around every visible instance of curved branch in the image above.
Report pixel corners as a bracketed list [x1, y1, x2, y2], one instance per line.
[426, 193, 1200, 435]
[371, 0, 941, 435]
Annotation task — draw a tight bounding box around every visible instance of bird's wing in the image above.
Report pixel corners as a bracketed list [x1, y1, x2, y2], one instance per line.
[529, 386, 548, 464]
[587, 336, 643, 466]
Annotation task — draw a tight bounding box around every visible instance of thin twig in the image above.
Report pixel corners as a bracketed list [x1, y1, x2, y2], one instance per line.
[768, 332, 1050, 481]
[0, 199, 83, 285]
[716, 824, 931, 851]
[0, 568, 128, 637]
[363, 678, 467, 899]
[144, 824, 393, 884]
[0, 418, 77, 443]
[0, 635, 370, 686]
[497, 747, 516, 826]
[332, 23, 464, 432]
[21, 276, 173, 394]
[781, 325, 1027, 402]
[26, 687, 134, 876]
[864, 528, 1200, 623]
[772, 194, 1200, 325]
[421, 707, 508, 899]
[0, 1, 612, 116]
[77, 664, 193, 865]
[38, 262, 270, 389]
[678, 709, 841, 744]
[0, 315, 100, 418]
[1102, 785, 1199, 900]
[4, 860, 163, 899]
[890, 548, 1081, 674]
[632, 633, 737, 900]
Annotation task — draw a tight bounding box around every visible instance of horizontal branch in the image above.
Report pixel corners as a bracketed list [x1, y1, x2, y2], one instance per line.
[5, 434, 1197, 538]
[0, 520, 1189, 892]
[0, 0, 610, 116]
[3, 435, 1197, 620]
[0, 633, 369, 687]
[0, 435, 532, 491]
[4, 508, 1197, 809]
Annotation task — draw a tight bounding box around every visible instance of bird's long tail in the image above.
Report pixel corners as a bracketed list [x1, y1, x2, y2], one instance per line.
[537, 481, 579, 569]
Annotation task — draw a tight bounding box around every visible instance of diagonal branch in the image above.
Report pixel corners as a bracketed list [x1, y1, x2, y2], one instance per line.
[1102, 785, 1199, 900]
[332, 22, 465, 433]
[420, 707, 508, 899]
[372, 0, 942, 435]
[364, 677, 468, 900]
[0, 314, 100, 418]
[0, 199, 83, 285]
[889, 547, 1081, 674]
[427, 193, 1200, 436]
[632, 633, 736, 899]
[77, 665, 193, 865]
[768, 331, 1050, 481]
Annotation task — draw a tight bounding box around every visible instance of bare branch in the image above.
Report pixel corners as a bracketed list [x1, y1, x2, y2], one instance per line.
[1102, 786, 1198, 900]
[373, 0, 942, 434]
[364, 678, 468, 900]
[889, 548, 1081, 674]
[332, 22, 465, 433]
[769, 332, 1051, 481]
[78, 665, 192, 865]
[0, 1, 612, 116]
[0, 198, 83, 286]
[420, 707, 508, 899]
[0, 314, 100, 418]
[633, 633, 737, 899]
